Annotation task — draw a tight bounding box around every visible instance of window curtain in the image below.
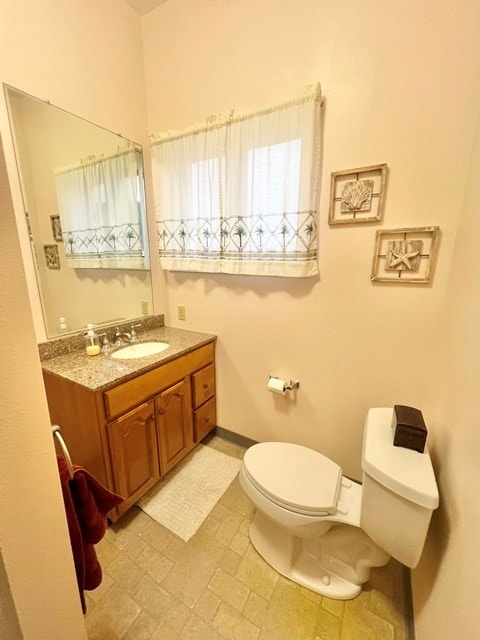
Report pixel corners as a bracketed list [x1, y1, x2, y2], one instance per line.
[150, 84, 322, 277]
[54, 147, 147, 269]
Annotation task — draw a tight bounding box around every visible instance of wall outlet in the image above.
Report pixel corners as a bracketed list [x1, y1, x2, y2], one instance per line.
[141, 300, 149, 315]
[177, 305, 186, 321]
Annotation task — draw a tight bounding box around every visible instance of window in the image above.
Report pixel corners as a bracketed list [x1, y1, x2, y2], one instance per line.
[151, 84, 321, 277]
[246, 139, 301, 253]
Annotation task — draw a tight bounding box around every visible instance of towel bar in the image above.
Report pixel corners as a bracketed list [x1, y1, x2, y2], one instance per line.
[52, 426, 74, 480]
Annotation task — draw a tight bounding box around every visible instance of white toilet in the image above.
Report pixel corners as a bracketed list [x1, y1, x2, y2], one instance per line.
[239, 407, 439, 599]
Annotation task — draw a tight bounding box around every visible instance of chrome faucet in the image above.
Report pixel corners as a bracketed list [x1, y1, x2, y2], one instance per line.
[114, 323, 142, 345]
[99, 333, 111, 353]
[114, 327, 124, 346]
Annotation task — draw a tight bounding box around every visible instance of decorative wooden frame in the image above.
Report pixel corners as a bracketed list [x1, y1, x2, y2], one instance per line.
[50, 214, 63, 241]
[43, 244, 61, 269]
[371, 226, 440, 284]
[25, 212, 33, 241]
[329, 163, 388, 225]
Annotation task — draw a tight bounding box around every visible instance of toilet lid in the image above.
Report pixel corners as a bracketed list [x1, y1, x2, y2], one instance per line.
[243, 442, 342, 515]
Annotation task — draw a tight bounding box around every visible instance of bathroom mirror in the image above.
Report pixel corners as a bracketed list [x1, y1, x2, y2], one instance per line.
[4, 85, 153, 338]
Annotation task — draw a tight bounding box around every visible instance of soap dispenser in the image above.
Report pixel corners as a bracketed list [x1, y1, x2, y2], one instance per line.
[84, 323, 101, 356]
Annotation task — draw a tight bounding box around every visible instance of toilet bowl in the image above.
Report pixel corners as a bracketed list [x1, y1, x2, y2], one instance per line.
[239, 407, 439, 599]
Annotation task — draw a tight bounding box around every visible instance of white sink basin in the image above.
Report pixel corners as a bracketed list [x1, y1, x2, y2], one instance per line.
[111, 342, 170, 360]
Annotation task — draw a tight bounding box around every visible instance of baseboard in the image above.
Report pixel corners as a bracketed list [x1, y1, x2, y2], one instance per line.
[214, 426, 258, 449]
[403, 566, 415, 640]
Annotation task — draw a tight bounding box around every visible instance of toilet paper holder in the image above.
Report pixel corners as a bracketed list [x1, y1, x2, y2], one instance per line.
[269, 375, 300, 391]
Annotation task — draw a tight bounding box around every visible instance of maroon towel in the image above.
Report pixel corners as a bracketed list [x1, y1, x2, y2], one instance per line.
[57, 456, 123, 612]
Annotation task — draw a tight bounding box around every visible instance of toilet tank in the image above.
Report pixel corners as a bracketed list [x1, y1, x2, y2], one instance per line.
[360, 408, 439, 568]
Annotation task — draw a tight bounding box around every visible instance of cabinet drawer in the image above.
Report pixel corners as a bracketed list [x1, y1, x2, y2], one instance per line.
[105, 342, 215, 419]
[193, 397, 216, 442]
[192, 364, 215, 408]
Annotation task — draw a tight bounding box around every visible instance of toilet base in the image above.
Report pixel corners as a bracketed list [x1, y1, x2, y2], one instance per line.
[249, 511, 389, 600]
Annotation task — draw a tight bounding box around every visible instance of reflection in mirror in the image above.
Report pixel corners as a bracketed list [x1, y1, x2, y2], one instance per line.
[5, 85, 153, 339]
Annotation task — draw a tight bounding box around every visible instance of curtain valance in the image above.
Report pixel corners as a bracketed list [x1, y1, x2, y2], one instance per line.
[151, 84, 322, 277]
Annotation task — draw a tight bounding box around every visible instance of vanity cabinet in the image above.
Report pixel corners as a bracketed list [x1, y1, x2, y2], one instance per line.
[44, 341, 216, 520]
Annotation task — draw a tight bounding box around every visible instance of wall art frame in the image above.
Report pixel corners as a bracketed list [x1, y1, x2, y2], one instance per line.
[329, 163, 388, 225]
[50, 214, 63, 241]
[43, 244, 61, 269]
[371, 226, 440, 284]
[25, 212, 33, 241]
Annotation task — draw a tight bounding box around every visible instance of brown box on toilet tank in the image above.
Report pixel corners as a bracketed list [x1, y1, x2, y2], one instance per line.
[391, 405, 427, 453]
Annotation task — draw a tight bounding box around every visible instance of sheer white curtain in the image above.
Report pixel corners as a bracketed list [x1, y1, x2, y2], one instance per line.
[54, 163, 100, 267]
[54, 148, 147, 269]
[151, 84, 322, 277]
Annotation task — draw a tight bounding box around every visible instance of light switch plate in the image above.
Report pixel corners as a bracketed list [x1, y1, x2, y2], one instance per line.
[177, 305, 186, 321]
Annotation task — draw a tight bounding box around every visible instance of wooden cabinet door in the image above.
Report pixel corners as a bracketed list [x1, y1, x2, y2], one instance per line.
[155, 379, 193, 475]
[107, 401, 160, 514]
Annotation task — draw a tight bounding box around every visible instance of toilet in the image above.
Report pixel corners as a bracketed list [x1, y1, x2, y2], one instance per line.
[239, 407, 439, 599]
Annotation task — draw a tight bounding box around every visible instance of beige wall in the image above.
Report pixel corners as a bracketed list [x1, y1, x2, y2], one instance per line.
[0, 553, 22, 640]
[0, 136, 86, 639]
[0, 0, 159, 342]
[411, 114, 480, 637]
[142, 0, 480, 479]
[143, 2, 480, 636]
[0, 0, 151, 635]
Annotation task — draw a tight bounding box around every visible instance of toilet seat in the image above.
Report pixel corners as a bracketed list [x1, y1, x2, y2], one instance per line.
[243, 442, 342, 516]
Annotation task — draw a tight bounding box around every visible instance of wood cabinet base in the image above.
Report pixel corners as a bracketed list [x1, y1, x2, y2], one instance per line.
[43, 341, 216, 522]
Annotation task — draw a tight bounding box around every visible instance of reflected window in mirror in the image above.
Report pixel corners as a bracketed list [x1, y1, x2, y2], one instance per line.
[55, 145, 147, 269]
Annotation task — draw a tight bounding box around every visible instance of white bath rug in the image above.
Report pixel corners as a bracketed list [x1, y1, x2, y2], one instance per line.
[138, 444, 242, 541]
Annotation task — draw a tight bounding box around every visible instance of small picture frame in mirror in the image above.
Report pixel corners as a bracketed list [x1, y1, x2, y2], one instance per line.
[25, 212, 33, 241]
[50, 214, 62, 241]
[43, 244, 61, 269]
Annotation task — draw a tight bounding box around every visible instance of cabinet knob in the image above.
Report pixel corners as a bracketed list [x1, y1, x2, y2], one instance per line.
[158, 408, 165, 415]
[204, 417, 209, 423]
[202, 383, 209, 390]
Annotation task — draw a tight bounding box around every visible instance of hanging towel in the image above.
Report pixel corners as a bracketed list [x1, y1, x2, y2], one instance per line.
[57, 456, 123, 612]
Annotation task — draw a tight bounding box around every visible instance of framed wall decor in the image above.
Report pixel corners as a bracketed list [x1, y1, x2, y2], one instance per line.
[43, 244, 61, 269]
[371, 226, 440, 284]
[25, 212, 33, 241]
[329, 164, 388, 225]
[50, 214, 63, 241]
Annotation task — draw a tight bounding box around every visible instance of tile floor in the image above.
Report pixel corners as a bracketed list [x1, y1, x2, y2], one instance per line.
[85, 435, 409, 640]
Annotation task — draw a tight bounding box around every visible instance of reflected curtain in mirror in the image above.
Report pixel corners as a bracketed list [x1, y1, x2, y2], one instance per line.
[54, 146, 147, 269]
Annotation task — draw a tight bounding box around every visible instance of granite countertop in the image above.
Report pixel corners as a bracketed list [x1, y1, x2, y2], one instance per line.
[41, 326, 216, 392]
